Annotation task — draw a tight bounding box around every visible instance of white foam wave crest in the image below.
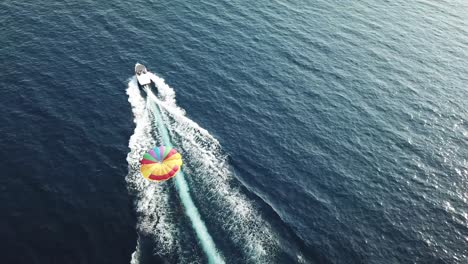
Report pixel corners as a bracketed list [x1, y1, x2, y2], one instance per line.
[125, 78, 179, 261]
[148, 73, 281, 262]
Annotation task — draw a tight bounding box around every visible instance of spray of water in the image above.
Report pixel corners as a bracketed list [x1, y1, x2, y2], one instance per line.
[147, 73, 282, 263]
[126, 75, 224, 263]
[126, 78, 181, 262]
[126, 72, 298, 263]
[145, 84, 224, 264]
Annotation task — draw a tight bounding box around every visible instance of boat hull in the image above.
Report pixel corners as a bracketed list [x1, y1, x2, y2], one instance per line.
[135, 63, 152, 86]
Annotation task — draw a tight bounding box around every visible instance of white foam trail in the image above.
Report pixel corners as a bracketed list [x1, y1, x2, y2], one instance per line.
[126, 78, 179, 262]
[145, 86, 224, 264]
[148, 73, 284, 262]
[130, 240, 140, 264]
[127, 72, 306, 263]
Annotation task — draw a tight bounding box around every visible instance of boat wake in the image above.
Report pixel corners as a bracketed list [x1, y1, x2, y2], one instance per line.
[126, 72, 291, 263]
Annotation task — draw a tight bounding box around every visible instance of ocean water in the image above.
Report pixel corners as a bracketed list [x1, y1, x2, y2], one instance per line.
[1, 0, 467, 263]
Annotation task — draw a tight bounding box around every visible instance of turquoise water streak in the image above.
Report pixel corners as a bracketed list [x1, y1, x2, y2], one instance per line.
[145, 87, 224, 264]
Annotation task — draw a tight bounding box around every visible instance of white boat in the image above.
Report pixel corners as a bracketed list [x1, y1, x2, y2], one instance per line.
[135, 63, 153, 88]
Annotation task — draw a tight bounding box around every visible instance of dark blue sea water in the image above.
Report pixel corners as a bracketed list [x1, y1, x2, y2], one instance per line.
[1, 0, 467, 263]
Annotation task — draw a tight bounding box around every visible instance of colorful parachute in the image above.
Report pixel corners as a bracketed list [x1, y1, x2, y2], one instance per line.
[140, 146, 183, 181]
